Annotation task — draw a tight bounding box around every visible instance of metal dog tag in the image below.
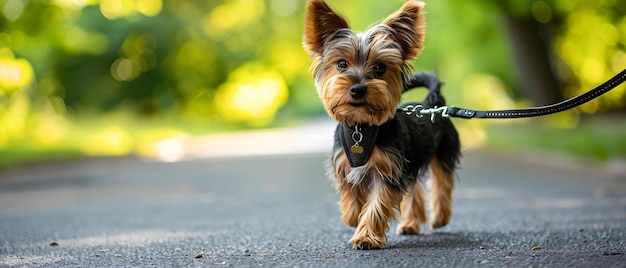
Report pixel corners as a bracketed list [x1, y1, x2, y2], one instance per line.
[350, 145, 364, 154]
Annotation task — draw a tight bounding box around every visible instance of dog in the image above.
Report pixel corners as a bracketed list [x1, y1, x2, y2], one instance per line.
[303, 0, 461, 249]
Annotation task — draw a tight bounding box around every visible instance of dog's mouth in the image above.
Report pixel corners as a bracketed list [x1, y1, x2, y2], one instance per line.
[348, 102, 367, 107]
[329, 101, 394, 126]
[341, 102, 389, 113]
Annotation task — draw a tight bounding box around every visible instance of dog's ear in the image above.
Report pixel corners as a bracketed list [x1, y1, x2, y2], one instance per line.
[383, 0, 426, 60]
[303, 0, 350, 56]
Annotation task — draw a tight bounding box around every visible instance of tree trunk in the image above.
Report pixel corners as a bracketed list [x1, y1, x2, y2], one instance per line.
[502, 15, 563, 105]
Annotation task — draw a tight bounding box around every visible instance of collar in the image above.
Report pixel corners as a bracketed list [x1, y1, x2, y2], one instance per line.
[339, 123, 380, 167]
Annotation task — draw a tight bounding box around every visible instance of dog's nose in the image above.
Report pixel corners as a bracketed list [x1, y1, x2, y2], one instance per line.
[349, 84, 367, 99]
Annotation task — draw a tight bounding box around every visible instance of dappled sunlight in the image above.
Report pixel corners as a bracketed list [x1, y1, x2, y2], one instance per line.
[456, 121, 488, 150]
[454, 73, 581, 140]
[269, 0, 298, 17]
[32, 114, 68, 147]
[530, 1, 552, 24]
[1, 91, 29, 138]
[542, 109, 580, 129]
[99, 0, 162, 19]
[455, 74, 513, 149]
[83, 126, 134, 156]
[0, 49, 34, 90]
[215, 63, 288, 127]
[556, 3, 626, 113]
[461, 74, 516, 112]
[153, 135, 185, 163]
[203, 0, 265, 37]
[111, 58, 141, 81]
[62, 26, 109, 54]
[52, 0, 94, 10]
[267, 40, 309, 84]
[111, 33, 157, 82]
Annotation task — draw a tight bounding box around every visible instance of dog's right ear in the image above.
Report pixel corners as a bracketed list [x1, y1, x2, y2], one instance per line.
[303, 0, 349, 56]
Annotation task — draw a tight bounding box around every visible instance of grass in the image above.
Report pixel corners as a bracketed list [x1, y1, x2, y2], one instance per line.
[0, 110, 315, 169]
[486, 115, 626, 161]
[0, 148, 85, 168]
[0, 113, 224, 169]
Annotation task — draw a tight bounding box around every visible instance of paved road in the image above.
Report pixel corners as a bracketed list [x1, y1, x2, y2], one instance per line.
[0, 149, 625, 267]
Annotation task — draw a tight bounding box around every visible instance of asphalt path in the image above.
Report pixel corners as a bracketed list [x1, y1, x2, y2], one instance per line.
[1, 147, 625, 267]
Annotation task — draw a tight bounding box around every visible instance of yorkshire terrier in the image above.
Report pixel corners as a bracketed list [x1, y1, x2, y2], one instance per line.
[303, 0, 461, 249]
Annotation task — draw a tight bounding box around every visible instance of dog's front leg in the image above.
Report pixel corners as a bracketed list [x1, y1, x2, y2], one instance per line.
[349, 148, 402, 249]
[333, 150, 366, 227]
[337, 181, 367, 227]
[350, 176, 400, 249]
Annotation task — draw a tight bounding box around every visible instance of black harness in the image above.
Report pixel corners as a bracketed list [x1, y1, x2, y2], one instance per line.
[339, 123, 379, 167]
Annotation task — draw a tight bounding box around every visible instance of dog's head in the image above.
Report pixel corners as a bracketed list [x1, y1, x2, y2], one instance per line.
[303, 0, 426, 126]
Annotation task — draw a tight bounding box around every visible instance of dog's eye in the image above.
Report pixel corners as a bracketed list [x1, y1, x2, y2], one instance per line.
[336, 60, 348, 72]
[372, 63, 386, 77]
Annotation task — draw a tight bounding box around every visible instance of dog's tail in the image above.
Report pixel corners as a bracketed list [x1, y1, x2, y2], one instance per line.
[403, 72, 446, 108]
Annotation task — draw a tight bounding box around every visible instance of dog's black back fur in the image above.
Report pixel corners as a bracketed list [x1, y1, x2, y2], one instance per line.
[405, 72, 461, 175]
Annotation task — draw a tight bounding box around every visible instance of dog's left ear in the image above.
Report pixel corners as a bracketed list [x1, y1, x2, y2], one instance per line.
[383, 0, 426, 60]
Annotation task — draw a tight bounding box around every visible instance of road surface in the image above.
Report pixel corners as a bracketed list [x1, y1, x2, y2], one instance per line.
[0, 137, 625, 267]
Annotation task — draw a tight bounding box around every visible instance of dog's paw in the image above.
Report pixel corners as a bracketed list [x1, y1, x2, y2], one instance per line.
[396, 223, 421, 235]
[430, 214, 450, 229]
[430, 200, 452, 229]
[351, 237, 386, 250]
[351, 230, 386, 250]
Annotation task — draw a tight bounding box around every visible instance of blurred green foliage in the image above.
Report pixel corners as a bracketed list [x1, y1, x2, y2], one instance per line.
[487, 116, 626, 160]
[0, 0, 625, 166]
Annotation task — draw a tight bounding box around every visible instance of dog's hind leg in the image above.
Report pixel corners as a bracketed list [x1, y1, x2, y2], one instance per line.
[396, 181, 427, 235]
[429, 156, 454, 229]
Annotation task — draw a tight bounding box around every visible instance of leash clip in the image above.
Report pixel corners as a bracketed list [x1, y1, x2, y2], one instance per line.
[420, 106, 449, 123]
[401, 104, 424, 118]
[399, 105, 450, 123]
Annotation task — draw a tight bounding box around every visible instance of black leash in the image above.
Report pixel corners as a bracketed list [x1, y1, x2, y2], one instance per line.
[403, 69, 626, 120]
